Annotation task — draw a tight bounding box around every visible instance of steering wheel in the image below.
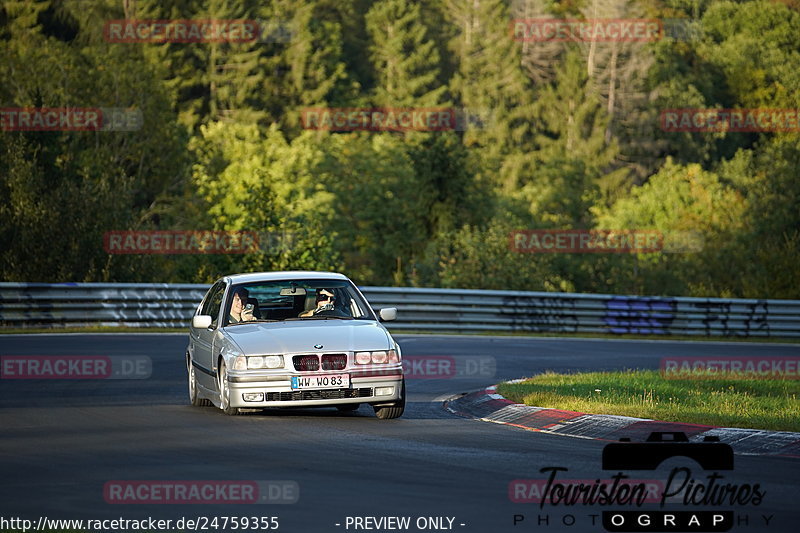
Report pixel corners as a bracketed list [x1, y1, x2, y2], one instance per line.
[313, 302, 336, 315]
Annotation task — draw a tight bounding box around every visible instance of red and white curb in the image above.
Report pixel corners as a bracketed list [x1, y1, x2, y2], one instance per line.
[444, 384, 800, 457]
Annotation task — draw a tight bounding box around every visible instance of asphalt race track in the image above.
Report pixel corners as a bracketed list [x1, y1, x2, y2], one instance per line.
[1, 334, 799, 533]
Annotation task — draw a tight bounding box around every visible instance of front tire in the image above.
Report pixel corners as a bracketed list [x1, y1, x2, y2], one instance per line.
[188, 356, 211, 407]
[373, 380, 405, 420]
[217, 359, 241, 416]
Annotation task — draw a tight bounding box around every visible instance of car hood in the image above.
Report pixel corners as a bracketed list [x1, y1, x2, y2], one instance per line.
[223, 320, 393, 355]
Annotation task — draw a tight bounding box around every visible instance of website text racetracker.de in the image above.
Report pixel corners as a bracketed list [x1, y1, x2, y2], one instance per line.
[300, 107, 457, 131]
[0, 516, 279, 532]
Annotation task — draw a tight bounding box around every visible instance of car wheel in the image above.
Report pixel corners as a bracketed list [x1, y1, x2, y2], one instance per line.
[373, 380, 405, 420]
[336, 403, 360, 412]
[188, 356, 211, 407]
[217, 359, 241, 416]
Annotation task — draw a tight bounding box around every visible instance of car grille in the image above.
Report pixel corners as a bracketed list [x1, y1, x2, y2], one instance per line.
[265, 388, 374, 402]
[292, 353, 348, 371]
[292, 354, 320, 372]
[321, 354, 347, 370]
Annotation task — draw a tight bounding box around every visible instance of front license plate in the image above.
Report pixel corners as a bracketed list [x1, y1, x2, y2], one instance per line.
[291, 374, 350, 390]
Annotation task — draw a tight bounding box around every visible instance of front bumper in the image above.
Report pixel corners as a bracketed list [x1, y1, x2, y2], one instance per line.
[226, 369, 404, 408]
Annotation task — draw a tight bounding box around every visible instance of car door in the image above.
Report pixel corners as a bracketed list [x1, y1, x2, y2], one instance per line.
[192, 280, 226, 390]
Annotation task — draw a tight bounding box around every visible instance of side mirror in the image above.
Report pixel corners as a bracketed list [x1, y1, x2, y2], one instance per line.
[192, 315, 213, 329]
[379, 307, 397, 322]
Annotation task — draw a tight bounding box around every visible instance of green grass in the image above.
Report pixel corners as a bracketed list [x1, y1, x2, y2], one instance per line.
[496, 370, 800, 432]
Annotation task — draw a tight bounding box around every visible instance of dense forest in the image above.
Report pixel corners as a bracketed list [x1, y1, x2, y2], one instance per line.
[1, 0, 798, 298]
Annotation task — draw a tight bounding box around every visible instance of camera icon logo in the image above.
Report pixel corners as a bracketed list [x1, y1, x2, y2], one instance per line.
[602, 432, 734, 471]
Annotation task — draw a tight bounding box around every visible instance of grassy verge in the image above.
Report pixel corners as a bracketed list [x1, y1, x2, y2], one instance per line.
[496, 370, 800, 432]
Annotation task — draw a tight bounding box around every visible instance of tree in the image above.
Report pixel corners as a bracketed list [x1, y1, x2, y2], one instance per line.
[406, 132, 488, 237]
[442, 0, 536, 187]
[414, 221, 574, 292]
[189, 122, 342, 276]
[511, 0, 564, 86]
[313, 132, 430, 284]
[365, 0, 447, 107]
[594, 158, 749, 296]
[515, 50, 620, 226]
[0, 0, 189, 282]
[262, 0, 352, 133]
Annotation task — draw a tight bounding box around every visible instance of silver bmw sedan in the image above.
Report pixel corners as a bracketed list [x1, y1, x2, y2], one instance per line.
[186, 271, 404, 419]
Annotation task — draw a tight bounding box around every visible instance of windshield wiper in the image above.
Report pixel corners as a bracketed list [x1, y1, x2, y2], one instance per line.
[285, 315, 354, 321]
[226, 319, 281, 326]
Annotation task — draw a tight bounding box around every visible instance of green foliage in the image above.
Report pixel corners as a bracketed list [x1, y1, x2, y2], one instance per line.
[189, 123, 342, 278]
[268, 0, 352, 132]
[594, 158, 750, 296]
[416, 221, 575, 292]
[442, 0, 536, 186]
[516, 50, 618, 226]
[365, 0, 447, 107]
[0, 0, 796, 299]
[0, 0, 188, 281]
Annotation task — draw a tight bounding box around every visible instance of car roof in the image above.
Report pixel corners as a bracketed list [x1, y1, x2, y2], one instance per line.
[224, 271, 350, 285]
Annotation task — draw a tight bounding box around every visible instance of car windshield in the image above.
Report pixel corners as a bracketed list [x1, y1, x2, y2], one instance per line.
[223, 279, 376, 326]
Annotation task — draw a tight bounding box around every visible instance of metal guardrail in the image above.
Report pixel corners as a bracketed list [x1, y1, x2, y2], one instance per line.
[1, 282, 799, 337]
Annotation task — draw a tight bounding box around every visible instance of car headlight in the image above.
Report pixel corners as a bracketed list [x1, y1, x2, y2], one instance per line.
[232, 355, 247, 371]
[264, 355, 283, 369]
[246, 355, 284, 369]
[354, 349, 398, 364]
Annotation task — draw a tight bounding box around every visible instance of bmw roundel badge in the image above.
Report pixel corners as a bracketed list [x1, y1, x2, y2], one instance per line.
[314, 344, 323, 349]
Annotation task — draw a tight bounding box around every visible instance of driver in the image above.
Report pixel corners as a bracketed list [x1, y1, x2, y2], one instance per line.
[229, 288, 256, 323]
[299, 288, 336, 317]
